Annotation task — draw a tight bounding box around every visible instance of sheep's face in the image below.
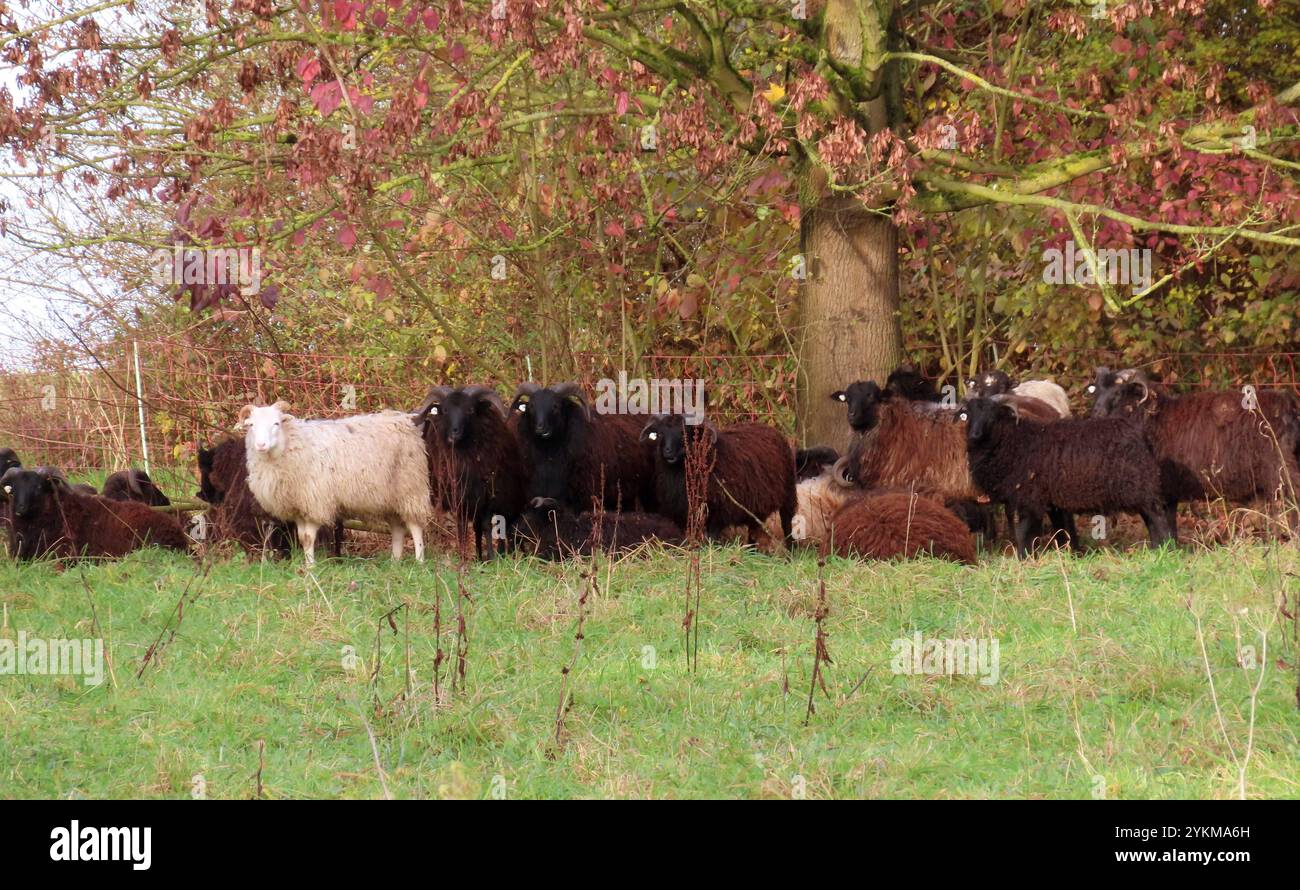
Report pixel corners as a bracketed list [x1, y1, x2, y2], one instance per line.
[884, 366, 938, 402]
[196, 447, 220, 503]
[428, 390, 484, 447]
[241, 404, 291, 456]
[6, 470, 53, 520]
[0, 448, 20, 476]
[957, 398, 1012, 446]
[830, 381, 884, 432]
[513, 386, 588, 443]
[1089, 369, 1152, 419]
[640, 416, 713, 467]
[968, 370, 1013, 398]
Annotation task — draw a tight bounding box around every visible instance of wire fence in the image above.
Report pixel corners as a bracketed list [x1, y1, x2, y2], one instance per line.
[2, 335, 1299, 500]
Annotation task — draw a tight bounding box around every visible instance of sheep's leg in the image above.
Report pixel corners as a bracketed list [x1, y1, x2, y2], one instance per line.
[331, 522, 345, 557]
[390, 522, 406, 560]
[1164, 499, 1179, 544]
[1003, 505, 1016, 541]
[297, 522, 319, 566]
[1139, 503, 1172, 547]
[1013, 513, 1040, 559]
[1047, 508, 1080, 553]
[408, 523, 425, 562]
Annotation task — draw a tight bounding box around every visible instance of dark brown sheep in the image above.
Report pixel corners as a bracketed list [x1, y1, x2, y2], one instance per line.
[512, 497, 684, 559]
[830, 490, 976, 564]
[640, 415, 796, 543]
[962, 397, 1171, 557]
[196, 438, 297, 555]
[5, 468, 189, 560]
[510, 382, 655, 512]
[1091, 368, 1300, 539]
[415, 384, 529, 560]
[102, 468, 171, 506]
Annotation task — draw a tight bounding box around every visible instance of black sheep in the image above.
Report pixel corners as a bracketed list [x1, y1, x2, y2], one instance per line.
[510, 382, 655, 512]
[196, 438, 304, 556]
[4, 468, 189, 560]
[1091, 368, 1300, 540]
[102, 468, 171, 506]
[0, 448, 20, 476]
[513, 497, 684, 559]
[885, 364, 941, 402]
[640, 415, 796, 543]
[415, 384, 529, 560]
[960, 397, 1171, 557]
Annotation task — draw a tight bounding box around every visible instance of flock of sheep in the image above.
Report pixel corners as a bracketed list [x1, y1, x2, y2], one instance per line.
[2, 363, 1298, 567]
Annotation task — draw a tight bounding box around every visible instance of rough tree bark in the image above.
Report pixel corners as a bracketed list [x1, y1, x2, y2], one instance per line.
[796, 194, 903, 451]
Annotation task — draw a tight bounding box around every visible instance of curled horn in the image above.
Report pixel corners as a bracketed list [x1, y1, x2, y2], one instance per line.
[1135, 379, 1151, 405]
[550, 382, 590, 420]
[464, 385, 507, 419]
[412, 385, 451, 423]
[512, 381, 541, 411]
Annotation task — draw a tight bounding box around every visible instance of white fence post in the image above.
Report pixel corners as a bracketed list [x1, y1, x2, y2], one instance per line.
[133, 339, 151, 476]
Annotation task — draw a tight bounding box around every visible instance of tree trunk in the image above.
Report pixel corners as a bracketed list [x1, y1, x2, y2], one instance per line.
[796, 194, 903, 451]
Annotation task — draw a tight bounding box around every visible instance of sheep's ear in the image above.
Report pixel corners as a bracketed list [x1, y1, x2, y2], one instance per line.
[126, 470, 145, 498]
[830, 390, 847, 403]
[237, 404, 254, 428]
[412, 386, 451, 422]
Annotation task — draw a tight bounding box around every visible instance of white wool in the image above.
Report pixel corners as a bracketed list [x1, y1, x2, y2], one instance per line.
[243, 407, 431, 530]
[1012, 379, 1070, 418]
[793, 472, 857, 545]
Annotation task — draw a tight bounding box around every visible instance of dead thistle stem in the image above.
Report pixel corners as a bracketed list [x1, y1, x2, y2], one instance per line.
[369, 601, 409, 713]
[354, 697, 394, 800]
[78, 568, 117, 689]
[137, 560, 211, 679]
[554, 564, 596, 751]
[682, 429, 713, 670]
[251, 739, 265, 800]
[803, 556, 832, 726]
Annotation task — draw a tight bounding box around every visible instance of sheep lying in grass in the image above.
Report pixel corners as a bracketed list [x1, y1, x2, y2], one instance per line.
[1091, 368, 1300, 539]
[102, 468, 170, 506]
[641, 415, 796, 544]
[960, 397, 1171, 557]
[512, 497, 684, 559]
[239, 402, 430, 565]
[830, 490, 976, 564]
[3, 467, 188, 560]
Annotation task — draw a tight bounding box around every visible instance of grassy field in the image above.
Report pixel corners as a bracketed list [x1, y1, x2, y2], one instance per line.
[1, 540, 1297, 799]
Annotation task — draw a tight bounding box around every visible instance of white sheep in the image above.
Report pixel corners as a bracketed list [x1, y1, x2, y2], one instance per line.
[1010, 379, 1070, 418]
[238, 402, 431, 565]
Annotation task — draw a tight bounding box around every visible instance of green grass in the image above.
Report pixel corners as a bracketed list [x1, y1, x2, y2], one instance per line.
[1, 542, 1297, 799]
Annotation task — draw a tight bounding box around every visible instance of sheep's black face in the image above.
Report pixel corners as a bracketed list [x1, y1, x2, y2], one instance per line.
[0, 448, 20, 476]
[6, 470, 52, 520]
[968, 370, 1013, 398]
[957, 398, 1009, 446]
[640, 416, 709, 467]
[515, 388, 573, 443]
[885, 367, 939, 402]
[1092, 379, 1150, 419]
[429, 391, 488, 447]
[831, 381, 884, 432]
[196, 447, 220, 503]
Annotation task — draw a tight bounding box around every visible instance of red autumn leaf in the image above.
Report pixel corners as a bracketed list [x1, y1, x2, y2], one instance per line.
[615, 91, 629, 116]
[603, 219, 625, 238]
[496, 219, 515, 240]
[337, 224, 357, 248]
[311, 81, 343, 117]
[296, 55, 320, 85]
[422, 8, 440, 29]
